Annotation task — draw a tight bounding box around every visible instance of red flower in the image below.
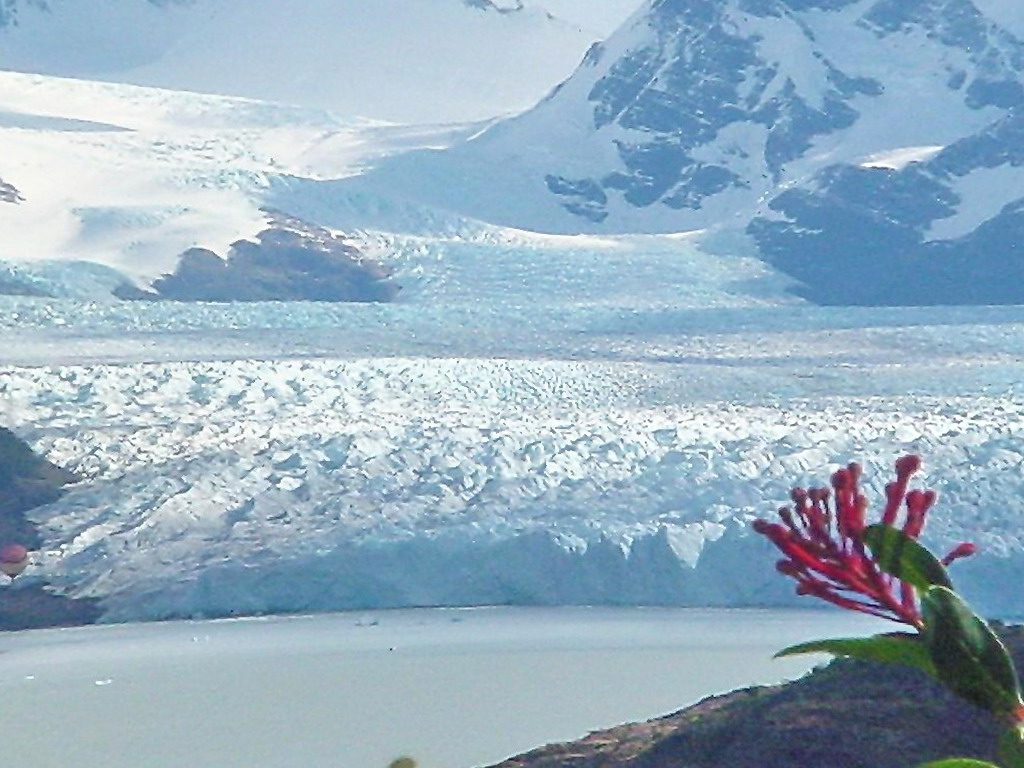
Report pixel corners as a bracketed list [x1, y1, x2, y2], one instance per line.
[754, 456, 974, 628]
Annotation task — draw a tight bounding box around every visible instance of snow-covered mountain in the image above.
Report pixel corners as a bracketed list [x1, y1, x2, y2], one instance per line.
[13, 0, 1024, 304]
[0, 0, 641, 123]
[336, 0, 1024, 303]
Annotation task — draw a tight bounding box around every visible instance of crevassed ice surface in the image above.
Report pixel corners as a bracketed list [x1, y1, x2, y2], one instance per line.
[4, 235, 1024, 621]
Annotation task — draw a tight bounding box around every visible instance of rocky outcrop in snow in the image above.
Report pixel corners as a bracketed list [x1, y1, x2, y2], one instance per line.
[0, 177, 22, 204]
[750, 110, 1024, 305]
[119, 214, 399, 303]
[463, 0, 524, 13]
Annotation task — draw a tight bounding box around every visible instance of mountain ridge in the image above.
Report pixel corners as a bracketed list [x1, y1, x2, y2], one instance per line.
[349, 0, 1021, 228]
[324, 0, 1024, 304]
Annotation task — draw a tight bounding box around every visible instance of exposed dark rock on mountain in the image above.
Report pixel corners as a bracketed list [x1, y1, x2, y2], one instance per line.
[561, 0, 1024, 230]
[0, 427, 102, 629]
[574, 0, 1024, 305]
[0, 0, 25, 28]
[0, 176, 23, 204]
[121, 213, 399, 303]
[749, 112, 1024, 305]
[490, 626, 1024, 768]
[0, 582, 102, 629]
[463, 0, 525, 13]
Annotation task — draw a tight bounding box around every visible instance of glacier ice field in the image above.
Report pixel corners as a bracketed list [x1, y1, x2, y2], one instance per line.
[4, 234, 1024, 621]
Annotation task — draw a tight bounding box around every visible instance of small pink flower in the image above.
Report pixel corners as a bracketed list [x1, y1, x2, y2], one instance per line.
[755, 456, 974, 628]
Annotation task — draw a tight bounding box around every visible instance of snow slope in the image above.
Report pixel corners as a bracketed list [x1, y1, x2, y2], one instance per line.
[0, 0, 641, 123]
[532, 0, 643, 36]
[0, 70, 498, 289]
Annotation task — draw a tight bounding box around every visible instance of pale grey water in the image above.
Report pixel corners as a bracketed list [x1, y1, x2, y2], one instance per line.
[0, 607, 888, 768]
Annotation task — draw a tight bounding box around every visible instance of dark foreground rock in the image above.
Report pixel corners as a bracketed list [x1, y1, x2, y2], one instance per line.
[490, 627, 1024, 768]
[0, 427, 101, 629]
[120, 211, 399, 303]
[0, 582, 101, 630]
[0, 426, 75, 548]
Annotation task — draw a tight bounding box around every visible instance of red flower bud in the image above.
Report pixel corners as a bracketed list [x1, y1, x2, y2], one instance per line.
[941, 542, 978, 566]
[776, 559, 804, 577]
[903, 489, 931, 538]
[831, 468, 852, 491]
[895, 454, 921, 480]
[883, 482, 902, 526]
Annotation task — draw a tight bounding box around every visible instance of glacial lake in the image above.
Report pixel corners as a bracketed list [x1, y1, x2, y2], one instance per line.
[0, 607, 888, 768]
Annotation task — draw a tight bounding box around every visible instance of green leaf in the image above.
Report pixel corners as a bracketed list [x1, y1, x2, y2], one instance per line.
[998, 725, 1024, 768]
[915, 761, 1001, 768]
[864, 524, 952, 590]
[922, 586, 1023, 716]
[777, 634, 936, 676]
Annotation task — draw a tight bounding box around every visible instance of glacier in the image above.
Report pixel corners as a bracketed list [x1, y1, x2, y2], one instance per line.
[4, 233, 1024, 621]
[3, 0, 1024, 624]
